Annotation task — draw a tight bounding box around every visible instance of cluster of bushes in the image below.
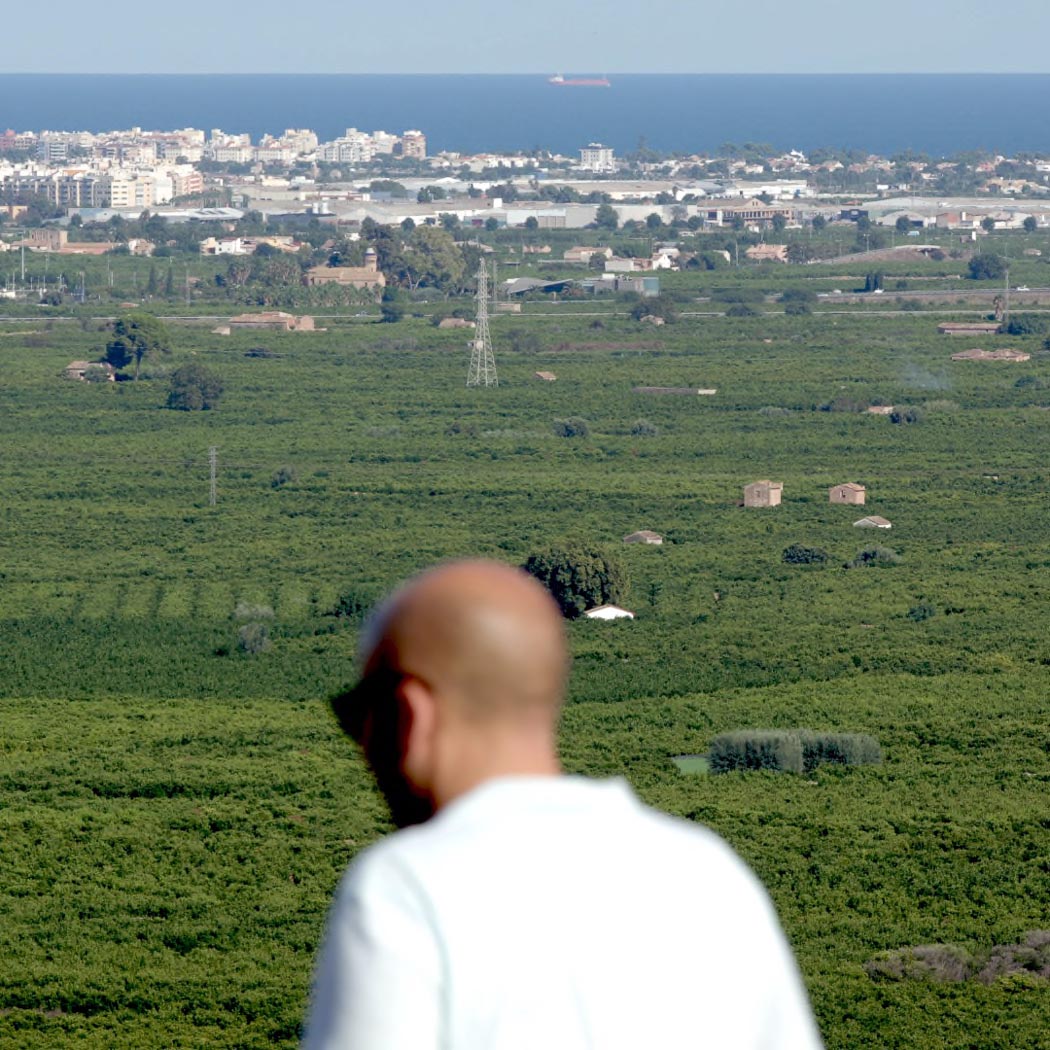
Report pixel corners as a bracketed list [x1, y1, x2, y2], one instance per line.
[849, 546, 901, 568]
[270, 466, 297, 489]
[889, 405, 924, 425]
[553, 417, 590, 438]
[629, 294, 678, 323]
[782, 543, 828, 565]
[1003, 313, 1048, 336]
[231, 602, 273, 655]
[782, 545, 901, 570]
[712, 287, 764, 304]
[866, 930, 1050, 985]
[781, 289, 815, 316]
[1015, 375, 1049, 390]
[708, 730, 882, 774]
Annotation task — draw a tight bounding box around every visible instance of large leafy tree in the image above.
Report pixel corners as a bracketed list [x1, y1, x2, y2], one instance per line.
[968, 253, 1007, 281]
[595, 203, 619, 230]
[403, 226, 466, 292]
[103, 312, 171, 379]
[522, 543, 629, 619]
[167, 363, 223, 411]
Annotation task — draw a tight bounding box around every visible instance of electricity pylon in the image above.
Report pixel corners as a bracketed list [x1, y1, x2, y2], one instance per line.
[466, 261, 498, 387]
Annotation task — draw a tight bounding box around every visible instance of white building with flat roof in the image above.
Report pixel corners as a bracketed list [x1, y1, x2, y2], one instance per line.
[579, 143, 615, 173]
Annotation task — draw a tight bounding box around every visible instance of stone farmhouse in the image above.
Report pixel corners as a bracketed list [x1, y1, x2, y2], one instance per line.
[64, 360, 115, 381]
[306, 247, 386, 294]
[744, 480, 783, 507]
[744, 243, 789, 263]
[227, 312, 315, 332]
[937, 322, 1002, 336]
[829, 482, 866, 505]
[563, 246, 613, 264]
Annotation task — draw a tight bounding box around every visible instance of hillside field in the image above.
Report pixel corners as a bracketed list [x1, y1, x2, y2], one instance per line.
[1, 300, 1049, 1047]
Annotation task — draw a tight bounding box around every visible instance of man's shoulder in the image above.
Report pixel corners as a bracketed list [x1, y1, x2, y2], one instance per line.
[332, 831, 442, 935]
[349, 777, 756, 888]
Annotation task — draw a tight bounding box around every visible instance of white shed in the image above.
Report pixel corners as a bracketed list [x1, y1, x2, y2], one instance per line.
[623, 530, 663, 545]
[854, 516, 892, 529]
[584, 604, 635, 620]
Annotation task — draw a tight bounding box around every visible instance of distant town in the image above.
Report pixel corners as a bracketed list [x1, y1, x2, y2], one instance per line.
[5, 123, 1050, 246]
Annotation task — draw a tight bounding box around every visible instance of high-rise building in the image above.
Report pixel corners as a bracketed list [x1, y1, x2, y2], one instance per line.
[399, 130, 427, 159]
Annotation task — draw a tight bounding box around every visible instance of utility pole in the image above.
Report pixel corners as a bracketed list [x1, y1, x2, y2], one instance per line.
[467, 261, 498, 387]
[209, 446, 217, 507]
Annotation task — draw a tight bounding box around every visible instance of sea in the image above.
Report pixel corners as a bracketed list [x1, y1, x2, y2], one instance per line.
[3, 74, 1050, 157]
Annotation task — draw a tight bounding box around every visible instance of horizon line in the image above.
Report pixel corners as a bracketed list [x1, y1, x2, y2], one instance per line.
[1, 70, 1048, 77]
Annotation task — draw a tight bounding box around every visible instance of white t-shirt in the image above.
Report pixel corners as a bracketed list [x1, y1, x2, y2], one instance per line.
[304, 776, 823, 1050]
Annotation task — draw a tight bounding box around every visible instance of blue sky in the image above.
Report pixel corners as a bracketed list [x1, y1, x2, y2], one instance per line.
[7, 0, 1050, 73]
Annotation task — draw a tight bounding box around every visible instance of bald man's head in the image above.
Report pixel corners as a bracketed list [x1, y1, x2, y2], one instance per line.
[361, 560, 568, 723]
[331, 561, 568, 824]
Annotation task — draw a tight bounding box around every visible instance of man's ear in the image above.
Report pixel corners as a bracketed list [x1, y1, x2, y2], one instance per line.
[396, 676, 438, 790]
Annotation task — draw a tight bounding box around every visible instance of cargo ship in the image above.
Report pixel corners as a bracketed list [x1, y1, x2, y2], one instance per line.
[548, 74, 611, 87]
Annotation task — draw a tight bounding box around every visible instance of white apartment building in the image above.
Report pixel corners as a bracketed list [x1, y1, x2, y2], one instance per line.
[272, 128, 318, 153]
[210, 130, 251, 147]
[37, 140, 70, 163]
[210, 146, 254, 164]
[254, 146, 297, 164]
[371, 131, 399, 155]
[169, 167, 204, 198]
[157, 143, 203, 162]
[318, 128, 376, 164]
[99, 173, 155, 209]
[579, 143, 615, 173]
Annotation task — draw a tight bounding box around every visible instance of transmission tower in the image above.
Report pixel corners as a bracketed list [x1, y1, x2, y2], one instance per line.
[466, 261, 498, 387]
